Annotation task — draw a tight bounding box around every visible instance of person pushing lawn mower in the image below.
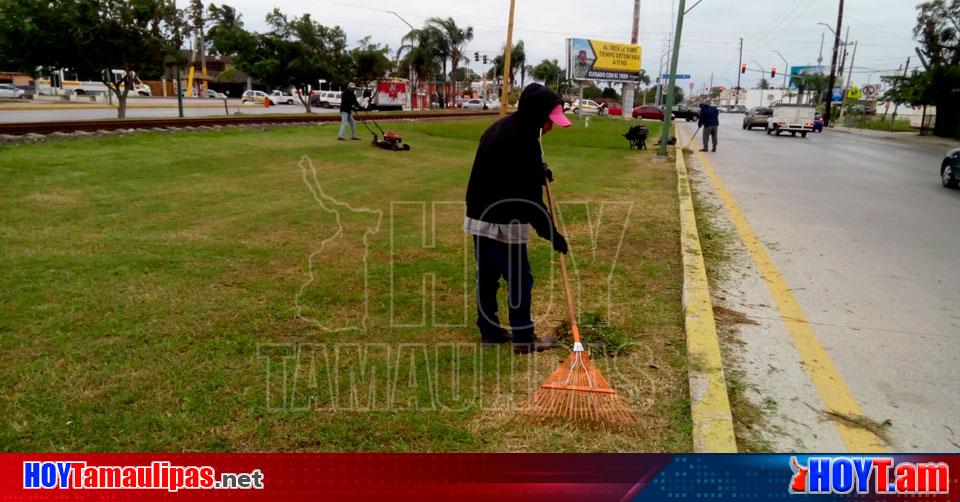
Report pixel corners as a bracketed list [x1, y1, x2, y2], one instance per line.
[337, 83, 362, 141]
[464, 83, 572, 355]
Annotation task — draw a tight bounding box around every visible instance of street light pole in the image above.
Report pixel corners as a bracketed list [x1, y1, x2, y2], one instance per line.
[389, 11, 417, 111]
[824, 0, 844, 127]
[658, 0, 686, 156]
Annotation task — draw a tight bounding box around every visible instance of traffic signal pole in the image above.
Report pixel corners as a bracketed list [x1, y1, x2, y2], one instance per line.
[657, 0, 686, 156]
[734, 37, 743, 106]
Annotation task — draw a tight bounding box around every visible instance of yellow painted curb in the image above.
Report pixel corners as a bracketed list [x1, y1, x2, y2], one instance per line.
[688, 131, 887, 453]
[675, 129, 738, 453]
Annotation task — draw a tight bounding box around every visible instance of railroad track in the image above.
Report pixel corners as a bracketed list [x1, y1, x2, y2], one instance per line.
[0, 110, 498, 136]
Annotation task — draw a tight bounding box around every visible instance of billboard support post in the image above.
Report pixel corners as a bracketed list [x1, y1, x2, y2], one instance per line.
[578, 82, 583, 121]
[658, 0, 685, 156]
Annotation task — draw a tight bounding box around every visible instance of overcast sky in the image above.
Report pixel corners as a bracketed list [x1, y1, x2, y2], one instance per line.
[181, 0, 922, 92]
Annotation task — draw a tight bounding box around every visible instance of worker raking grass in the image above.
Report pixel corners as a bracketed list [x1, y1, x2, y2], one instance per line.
[463, 83, 636, 424]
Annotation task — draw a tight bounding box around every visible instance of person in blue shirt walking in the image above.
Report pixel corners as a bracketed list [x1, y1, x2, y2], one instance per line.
[698, 102, 720, 152]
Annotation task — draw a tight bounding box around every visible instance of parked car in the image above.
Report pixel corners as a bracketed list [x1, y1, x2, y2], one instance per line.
[206, 89, 226, 99]
[813, 112, 824, 132]
[672, 104, 700, 122]
[462, 98, 499, 110]
[269, 90, 298, 105]
[571, 99, 604, 115]
[0, 83, 24, 99]
[732, 105, 747, 113]
[632, 105, 664, 120]
[241, 90, 273, 106]
[309, 90, 341, 108]
[941, 148, 960, 189]
[742, 107, 773, 130]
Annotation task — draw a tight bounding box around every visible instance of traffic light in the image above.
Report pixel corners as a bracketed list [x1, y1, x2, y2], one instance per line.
[474, 52, 479, 62]
[740, 63, 747, 74]
[482, 55, 488, 64]
[771, 67, 777, 78]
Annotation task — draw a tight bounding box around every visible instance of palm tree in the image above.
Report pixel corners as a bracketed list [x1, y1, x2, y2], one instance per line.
[488, 41, 525, 87]
[427, 17, 473, 99]
[398, 26, 445, 104]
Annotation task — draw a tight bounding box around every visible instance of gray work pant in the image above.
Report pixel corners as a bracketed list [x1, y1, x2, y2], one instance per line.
[702, 125, 718, 150]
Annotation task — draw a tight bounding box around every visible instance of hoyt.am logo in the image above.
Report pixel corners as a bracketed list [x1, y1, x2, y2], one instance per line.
[789, 456, 949, 495]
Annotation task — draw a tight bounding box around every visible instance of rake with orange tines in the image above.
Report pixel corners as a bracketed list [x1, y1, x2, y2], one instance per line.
[521, 177, 638, 425]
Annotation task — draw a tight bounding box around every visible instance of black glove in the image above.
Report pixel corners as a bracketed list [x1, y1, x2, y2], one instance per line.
[551, 231, 568, 254]
[542, 163, 554, 185]
[534, 223, 568, 254]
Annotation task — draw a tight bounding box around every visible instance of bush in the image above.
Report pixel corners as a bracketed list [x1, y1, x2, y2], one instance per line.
[843, 114, 914, 132]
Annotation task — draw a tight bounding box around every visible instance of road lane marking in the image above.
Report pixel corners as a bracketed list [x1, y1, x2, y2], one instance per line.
[681, 128, 888, 452]
[675, 138, 737, 452]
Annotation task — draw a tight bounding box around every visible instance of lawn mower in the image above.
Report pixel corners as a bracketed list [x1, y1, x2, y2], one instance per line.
[355, 112, 410, 151]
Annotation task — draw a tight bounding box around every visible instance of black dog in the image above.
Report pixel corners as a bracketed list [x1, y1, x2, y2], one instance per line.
[623, 125, 648, 150]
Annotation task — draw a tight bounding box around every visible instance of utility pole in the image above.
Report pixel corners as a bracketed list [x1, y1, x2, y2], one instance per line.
[734, 37, 743, 106]
[622, 0, 641, 120]
[838, 27, 850, 83]
[824, 0, 844, 127]
[838, 40, 857, 122]
[499, 0, 516, 118]
[891, 57, 910, 124]
[658, 0, 686, 156]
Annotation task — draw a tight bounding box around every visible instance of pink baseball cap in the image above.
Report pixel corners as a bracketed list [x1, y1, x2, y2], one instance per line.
[548, 104, 572, 127]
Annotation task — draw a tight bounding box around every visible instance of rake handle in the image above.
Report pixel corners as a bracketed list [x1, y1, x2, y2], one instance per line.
[543, 180, 581, 344]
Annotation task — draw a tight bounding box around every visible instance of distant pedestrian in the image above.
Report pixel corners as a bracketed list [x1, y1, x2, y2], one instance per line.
[699, 102, 720, 152]
[338, 82, 362, 141]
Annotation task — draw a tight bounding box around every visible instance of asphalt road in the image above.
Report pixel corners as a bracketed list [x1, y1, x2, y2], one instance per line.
[684, 119, 960, 451]
[0, 100, 339, 123]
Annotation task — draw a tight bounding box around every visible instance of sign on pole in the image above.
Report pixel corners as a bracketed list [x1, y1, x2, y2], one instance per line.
[662, 74, 691, 79]
[567, 38, 643, 82]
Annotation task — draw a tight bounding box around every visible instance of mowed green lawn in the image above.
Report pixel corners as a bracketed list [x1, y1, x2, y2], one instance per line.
[0, 116, 689, 452]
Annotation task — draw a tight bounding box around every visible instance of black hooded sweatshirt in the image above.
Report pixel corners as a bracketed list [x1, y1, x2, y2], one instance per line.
[465, 84, 562, 236]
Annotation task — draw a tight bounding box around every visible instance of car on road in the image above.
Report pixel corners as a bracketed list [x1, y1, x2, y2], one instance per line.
[813, 112, 824, 132]
[462, 98, 497, 110]
[742, 107, 773, 130]
[241, 90, 273, 106]
[571, 99, 604, 115]
[942, 148, 960, 189]
[309, 90, 341, 108]
[766, 105, 815, 138]
[269, 90, 298, 105]
[632, 104, 664, 120]
[0, 83, 24, 99]
[205, 89, 227, 99]
[732, 105, 747, 113]
[671, 104, 700, 122]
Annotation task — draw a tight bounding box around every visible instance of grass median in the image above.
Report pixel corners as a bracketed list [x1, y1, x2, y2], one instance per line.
[0, 116, 688, 452]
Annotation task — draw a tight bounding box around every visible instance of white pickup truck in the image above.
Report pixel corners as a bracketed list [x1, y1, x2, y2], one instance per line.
[766, 105, 816, 138]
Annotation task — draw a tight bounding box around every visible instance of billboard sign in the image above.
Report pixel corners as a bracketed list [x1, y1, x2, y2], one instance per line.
[789, 65, 825, 90]
[567, 38, 643, 82]
[831, 88, 844, 103]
